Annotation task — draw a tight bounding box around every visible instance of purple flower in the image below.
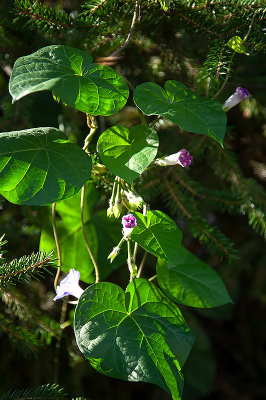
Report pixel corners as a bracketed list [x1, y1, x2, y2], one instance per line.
[53, 269, 84, 301]
[122, 214, 137, 237]
[122, 214, 137, 229]
[156, 149, 193, 168]
[223, 87, 249, 111]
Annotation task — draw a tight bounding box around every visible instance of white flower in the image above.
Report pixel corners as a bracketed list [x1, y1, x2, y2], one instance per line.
[155, 149, 193, 167]
[223, 87, 249, 111]
[53, 269, 84, 301]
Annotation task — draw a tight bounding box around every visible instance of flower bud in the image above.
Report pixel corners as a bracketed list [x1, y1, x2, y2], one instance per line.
[223, 87, 249, 111]
[107, 246, 121, 263]
[107, 205, 114, 218]
[113, 202, 122, 218]
[155, 149, 193, 168]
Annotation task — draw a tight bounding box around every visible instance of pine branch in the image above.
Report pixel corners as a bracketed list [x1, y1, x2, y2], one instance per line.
[0, 251, 56, 287]
[12, 0, 90, 34]
[0, 313, 41, 358]
[0, 384, 66, 400]
[162, 179, 239, 262]
[0, 287, 61, 345]
[208, 142, 266, 238]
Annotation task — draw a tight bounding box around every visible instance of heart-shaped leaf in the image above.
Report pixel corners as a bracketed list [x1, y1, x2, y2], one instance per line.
[133, 80, 227, 145]
[0, 127, 91, 205]
[131, 210, 182, 261]
[9, 45, 129, 116]
[97, 125, 159, 183]
[74, 278, 194, 400]
[157, 246, 233, 308]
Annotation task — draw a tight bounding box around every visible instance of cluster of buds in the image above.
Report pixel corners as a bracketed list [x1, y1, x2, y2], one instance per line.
[155, 149, 193, 168]
[223, 87, 249, 112]
[107, 177, 123, 218]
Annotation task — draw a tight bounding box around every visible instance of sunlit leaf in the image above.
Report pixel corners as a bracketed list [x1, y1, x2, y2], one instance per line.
[97, 125, 159, 183]
[0, 128, 91, 205]
[75, 278, 194, 400]
[9, 45, 129, 115]
[131, 210, 182, 261]
[134, 80, 226, 146]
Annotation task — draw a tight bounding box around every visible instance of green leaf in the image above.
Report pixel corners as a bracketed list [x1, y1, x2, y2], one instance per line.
[131, 210, 182, 261]
[0, 127, 91, 205]
[40, 186, 125, 283]
[157, 246, 233, 308]
[159, 0, 171, 10]
[227, 36, 247, 54]
[74, 278, 194, 400]
[97, 125, 159, 184]
[133, 80, 227, 146]
[9, 45, 129, 116]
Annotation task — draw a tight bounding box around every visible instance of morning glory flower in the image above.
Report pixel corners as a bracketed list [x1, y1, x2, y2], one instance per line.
[53, 269, 84, 301]
[155, 149, 193, 167]
[122, 214, 137, 237]
[223, 87, 249, 111]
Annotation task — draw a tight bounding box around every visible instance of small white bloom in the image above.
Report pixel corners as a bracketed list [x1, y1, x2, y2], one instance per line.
[155, 149, 193, 168]
[223, 87, 249, 111]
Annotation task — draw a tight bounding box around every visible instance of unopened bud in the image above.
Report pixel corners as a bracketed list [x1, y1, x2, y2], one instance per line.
[155, 149, 193, 168]
[107, 246, 121, 263]
[223, 87, 249, 111]
[113, 202, 122, 218]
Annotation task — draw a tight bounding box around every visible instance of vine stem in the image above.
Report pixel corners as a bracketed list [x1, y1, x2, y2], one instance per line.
[83, 114, 98, 151]
[127, 239, 134, 282]
[52, 203, 62, 291]
[109, 0, 140, 57]
[148, 274, 157, 282]
[212, 10, 258, 100]
[136, 251, 148, 278]
[81, 185, 100, 283]
[53, 301, 67, 383]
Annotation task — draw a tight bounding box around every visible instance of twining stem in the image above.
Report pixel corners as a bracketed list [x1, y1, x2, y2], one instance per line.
[136, 251, 148, 278]
[149, 115, 162, 128]
[81, 115, 100, 282]
[212, 10, 257, 100]
[53, 300, 68, 383]
[109, 0, 140, 57]
[148, 274, 157, 282]
[83, 114, 98, 151]
[52, 202, 66, 383]
[127, 239, 136, 281]
[81, 185, 100, 283]
[133, 203, 148, 274]
[52, 203, 62, 291]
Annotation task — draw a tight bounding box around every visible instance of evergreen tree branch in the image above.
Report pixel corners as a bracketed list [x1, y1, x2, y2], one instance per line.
[0, 383, 67, 400]
[163, 179, 239, 261]
[0, 251, 56, 287]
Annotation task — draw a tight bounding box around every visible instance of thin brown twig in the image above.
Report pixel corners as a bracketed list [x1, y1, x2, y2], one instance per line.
[0, 258, 52, 280]
[136, 251, 148, 278]
[52, 203, 62, 291]
[81, 185, 100, 283]
[109, 0, 140, 57]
